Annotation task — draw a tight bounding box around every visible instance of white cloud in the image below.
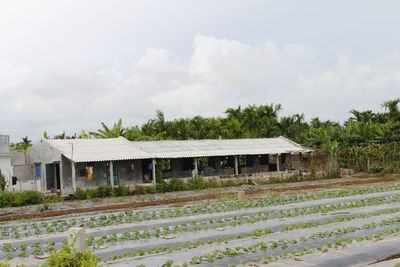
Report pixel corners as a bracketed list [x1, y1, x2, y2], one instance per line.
[1, 35, 400, 142]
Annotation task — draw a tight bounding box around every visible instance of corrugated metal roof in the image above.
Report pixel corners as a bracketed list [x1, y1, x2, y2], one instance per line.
[44, 137, 153, 163]
[44, 136, 311, 162]
[131, 136, 312, 159]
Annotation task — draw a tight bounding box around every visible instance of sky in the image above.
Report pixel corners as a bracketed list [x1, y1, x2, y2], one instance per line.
[0, 0, 399, 142]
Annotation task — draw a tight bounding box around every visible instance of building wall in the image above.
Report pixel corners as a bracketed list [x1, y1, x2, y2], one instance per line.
[0, 135, 13, 189]
[27, 139, 62, 191]
[12, 151, 33, 182]
[74, 159, 143, 189]
[0, 135, 10, 153]
[61, 155, 73, 194]
[75, 161, 109, 189]
[118, 160, 142, 185]
[0, 155, 12, 188]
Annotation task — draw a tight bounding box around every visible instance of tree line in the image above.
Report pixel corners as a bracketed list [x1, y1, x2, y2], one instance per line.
[11, 99, 400, 153]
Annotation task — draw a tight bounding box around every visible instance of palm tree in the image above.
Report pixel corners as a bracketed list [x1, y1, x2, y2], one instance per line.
[382, 99, 400, 121]
[90, 119, 126, 138]
[17, 137, 32, 151]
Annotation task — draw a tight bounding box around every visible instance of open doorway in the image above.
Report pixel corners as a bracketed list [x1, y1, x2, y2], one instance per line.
[141, 159, 152, 183]
[46, 163, 60, 191]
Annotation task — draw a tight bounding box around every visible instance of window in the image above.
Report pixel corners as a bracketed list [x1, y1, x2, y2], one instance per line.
[35, 164, 41, 178]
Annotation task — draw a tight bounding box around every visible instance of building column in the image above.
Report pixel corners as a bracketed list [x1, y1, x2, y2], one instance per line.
[234, 156, 239, 175]
[276, 154, 280, 173]
[53, 164, 58, 191]
[71, 161, 76, 193]
[289, 153, 293, 172]
[60, 159, 64, 193]
[109, 161, 114, 188]
[194, 158, 198, 173]
[152, 158, 156, 185]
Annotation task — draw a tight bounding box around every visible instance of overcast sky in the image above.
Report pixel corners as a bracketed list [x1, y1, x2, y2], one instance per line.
[1, 0, 400, 142]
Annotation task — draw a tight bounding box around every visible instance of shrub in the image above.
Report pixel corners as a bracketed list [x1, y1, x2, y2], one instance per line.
[0, 191, 14, 208]
[23, 190, 44, 205]
[370, 164, 383, 173]
[74, 188, 87, 200]
[114, 185, 130, 197]
[221, 179, 237, 187]
[86, 188, 98, 199]
[12, 191, 44, 206]
[383, 164, 400, 174]
[95, 185, 113, 198]
[0, 169, 6, 191]
[134, 185, 155, 195]
[156, 183, 167, 193]
[205, 178, 220, 188]
[156, 177, 167, 193]
[145, 186, 155, 194]
[189, 177, 206, 190]
[324, 168, 341, 179]
[135, 185, 147, 195]
[46, 246, 99, 267]
[167, 178, 188, 191]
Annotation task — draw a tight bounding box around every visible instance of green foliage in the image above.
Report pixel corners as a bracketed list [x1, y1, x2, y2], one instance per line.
[0, 169, 6, 191]
[167, 178, 188, 191]
[347, 143, 400, 172]
[0, 190, 43, 208]
[135, 185, 147, 195]
[46, 246, 99, 267]
[75, 185, 130, 200]
[205, 178, 220, 188]
[0, 191, 14, 207]
[96, 185, 113, 198]
[135, 185, 155, 195]
[89, 118, 125, 138]
[74, 188, 88, 200]
[220, 179, 237, 187]
[145, 186, 155, 194]
[9, 137, 32, 151]
[15, 98, 400, 180]
[189, 177, 206, 190]
[369, 163, 383, 173]
[156, 176, 168, 193]
[324, 168, 341, 179]
[12, 191, 44, 206]
[114, 185, 130, 197]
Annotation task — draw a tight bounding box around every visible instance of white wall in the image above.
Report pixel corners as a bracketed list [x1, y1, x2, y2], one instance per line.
[27, 139, 62, 191]
[9, 179, 41, 192]
[0, 155, 13, 189]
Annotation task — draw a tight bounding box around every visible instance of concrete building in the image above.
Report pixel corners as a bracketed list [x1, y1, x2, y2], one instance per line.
[0, 135, 13, 189]
[21, 136, 312, 195]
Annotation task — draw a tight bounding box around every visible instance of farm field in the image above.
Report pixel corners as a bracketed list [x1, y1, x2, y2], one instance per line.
[2, 179, 400, 266]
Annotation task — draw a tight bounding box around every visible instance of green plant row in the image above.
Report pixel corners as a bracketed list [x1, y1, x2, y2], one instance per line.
[2, 204, 400, 262]
[103, 215, 400, 265]
[3, 199, 399, 258]
[87, 206, 400, 248]
[3, 182, 400, 239]
[182, 219, 400, 266]
[64, 182, 400, 230]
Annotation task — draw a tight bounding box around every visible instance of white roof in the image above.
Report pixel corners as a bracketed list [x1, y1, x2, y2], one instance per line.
[44, 136, 311, 162]
[131, 136, 312, 159]
[44, 137, 152, 163]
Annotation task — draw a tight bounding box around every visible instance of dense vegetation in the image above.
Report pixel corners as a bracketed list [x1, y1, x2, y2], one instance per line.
[11, 99, 400, 173]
